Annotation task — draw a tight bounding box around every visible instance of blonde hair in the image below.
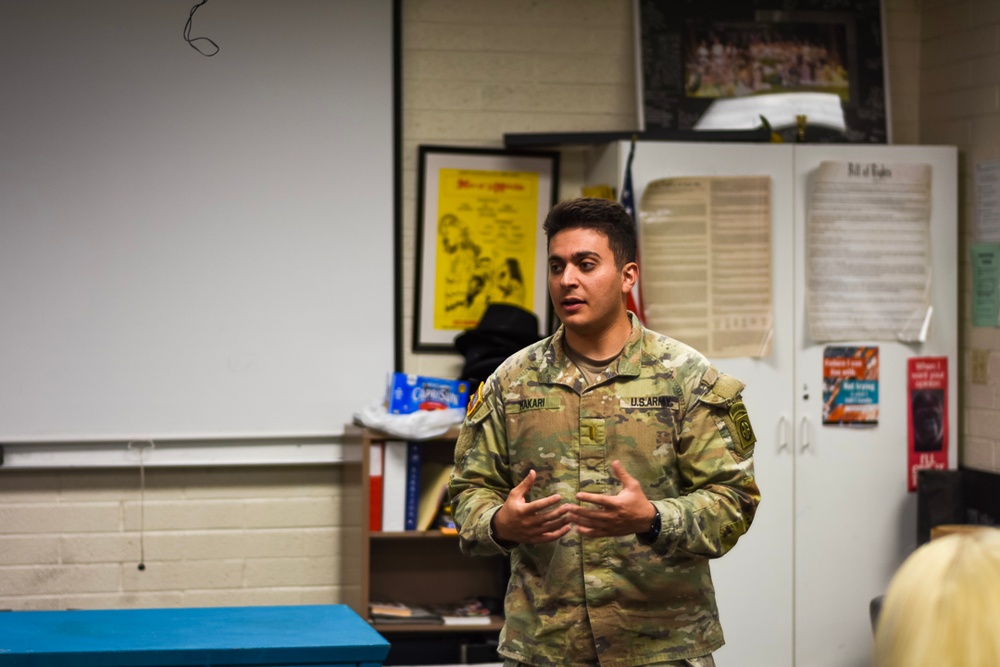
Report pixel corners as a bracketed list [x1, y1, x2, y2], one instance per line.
[873, 528, 1000, 667]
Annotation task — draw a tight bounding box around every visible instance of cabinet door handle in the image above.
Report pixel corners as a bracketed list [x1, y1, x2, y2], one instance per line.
[778, 415, 790, 452]
[799, 415, 811, 451]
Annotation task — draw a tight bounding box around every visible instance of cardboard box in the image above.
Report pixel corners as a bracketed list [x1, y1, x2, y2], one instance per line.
[386, 373, 470, 414]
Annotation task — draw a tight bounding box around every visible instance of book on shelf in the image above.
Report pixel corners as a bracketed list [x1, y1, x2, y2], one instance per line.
[369, 599, 412, 617]
[438, 614, 492, 626]
[368, 442, 383, 532]
[416, 462, 453, 532]
[382, 441, 453, 533]
[369, 597, 494, 626]
[381, 440, 408, 531]
[369, 600, 443, 625]
[403, 441, 421, 531]
[431, 598, 494, 626]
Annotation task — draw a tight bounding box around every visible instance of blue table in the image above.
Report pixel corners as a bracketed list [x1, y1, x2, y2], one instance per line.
[0, 604, 389, 667]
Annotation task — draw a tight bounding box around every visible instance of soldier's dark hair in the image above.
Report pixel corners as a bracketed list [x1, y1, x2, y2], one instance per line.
[542, 198, 637, 269]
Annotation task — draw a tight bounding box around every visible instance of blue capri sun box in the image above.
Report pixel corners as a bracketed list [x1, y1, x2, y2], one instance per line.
[385, 373, 469, 414]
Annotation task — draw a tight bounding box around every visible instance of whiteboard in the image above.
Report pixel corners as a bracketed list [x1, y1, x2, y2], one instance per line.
[0, 1, 394, 441]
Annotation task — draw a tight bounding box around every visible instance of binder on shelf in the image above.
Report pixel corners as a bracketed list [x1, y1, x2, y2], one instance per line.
[382, 440, 409, 532]
[403, 442, 421, 531]
[368, 442, 384, 532]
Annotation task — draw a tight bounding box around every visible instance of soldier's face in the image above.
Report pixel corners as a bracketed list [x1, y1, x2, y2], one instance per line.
[547, 227, 632, 337]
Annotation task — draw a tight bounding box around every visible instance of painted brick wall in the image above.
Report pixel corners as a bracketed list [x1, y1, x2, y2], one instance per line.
[0, 466, 361, 611]
[920, 0, 1000, 473]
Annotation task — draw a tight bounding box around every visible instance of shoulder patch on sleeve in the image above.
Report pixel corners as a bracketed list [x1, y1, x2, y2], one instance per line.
[465, 381, 494, 426]
[709, 372, 746, 401]
[466, 382, 484, 417]
[699, 370, 756, 458]
[697, 370, 745, 406]
[726, 399, 757, 457]
[455, 382, 496, 469]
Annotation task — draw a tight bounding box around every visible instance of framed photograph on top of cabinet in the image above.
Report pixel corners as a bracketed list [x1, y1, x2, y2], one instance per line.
[635, 0, 889, 143]
[413, 146, 559, 353]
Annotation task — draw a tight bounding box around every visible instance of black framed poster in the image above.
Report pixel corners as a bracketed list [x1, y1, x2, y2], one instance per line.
[413, 146, 559, 353]
[636, 0, 889, 143]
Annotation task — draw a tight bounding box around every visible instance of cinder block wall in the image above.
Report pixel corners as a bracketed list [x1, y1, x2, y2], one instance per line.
[919, 0, 1000, 474]
[0, 466, 361, 610]
[0, 0, 936, 611]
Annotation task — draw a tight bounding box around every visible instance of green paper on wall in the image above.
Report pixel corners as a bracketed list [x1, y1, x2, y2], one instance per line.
[971, 243, 1000, 327]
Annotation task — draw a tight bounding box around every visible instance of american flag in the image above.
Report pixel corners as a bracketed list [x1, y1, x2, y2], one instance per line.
[620, 137, 646, 324]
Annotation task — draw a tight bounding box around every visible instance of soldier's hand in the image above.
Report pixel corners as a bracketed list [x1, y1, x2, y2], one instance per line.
[491, 469, 573, 545]
[569, 460, 657, 537]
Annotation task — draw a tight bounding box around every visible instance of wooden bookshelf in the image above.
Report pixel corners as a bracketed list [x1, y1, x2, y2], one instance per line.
[344, 425, 507, 640]
[371, 530, 459, 539]
[371, 616, 505, 634]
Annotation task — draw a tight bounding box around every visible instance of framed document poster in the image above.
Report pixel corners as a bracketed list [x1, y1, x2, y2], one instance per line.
[635, 0, 889, 143]
[413, 146, 559, 352]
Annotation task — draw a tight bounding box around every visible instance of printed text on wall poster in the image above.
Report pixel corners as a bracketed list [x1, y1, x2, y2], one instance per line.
[807, 161, 932, 343]
[638, 175, 773, 358]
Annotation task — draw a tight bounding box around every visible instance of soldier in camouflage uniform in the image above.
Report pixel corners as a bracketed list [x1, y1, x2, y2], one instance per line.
[449, 198, 760, 667]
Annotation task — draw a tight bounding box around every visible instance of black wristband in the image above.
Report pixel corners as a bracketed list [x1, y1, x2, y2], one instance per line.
[636, 508, 661, 546]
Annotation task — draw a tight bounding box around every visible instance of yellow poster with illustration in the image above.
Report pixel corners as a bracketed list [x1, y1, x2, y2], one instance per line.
[434, 169, 538, 330]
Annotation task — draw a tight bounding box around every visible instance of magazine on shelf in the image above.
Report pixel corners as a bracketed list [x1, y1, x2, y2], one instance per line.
[369, 600, 443, 624]
[369, 598, 494, 626]
[432, 598, 493, 626]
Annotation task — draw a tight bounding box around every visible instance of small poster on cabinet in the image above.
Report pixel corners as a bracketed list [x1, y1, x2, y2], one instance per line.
[907, 357, 948, 492]
[822, 346, 879, 425]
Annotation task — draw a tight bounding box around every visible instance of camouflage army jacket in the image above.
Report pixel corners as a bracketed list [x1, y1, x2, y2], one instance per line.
[448, 315, 760, 667]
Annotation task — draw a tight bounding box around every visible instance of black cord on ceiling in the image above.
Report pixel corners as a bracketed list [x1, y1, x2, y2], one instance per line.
[184, 0, 220, 57]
